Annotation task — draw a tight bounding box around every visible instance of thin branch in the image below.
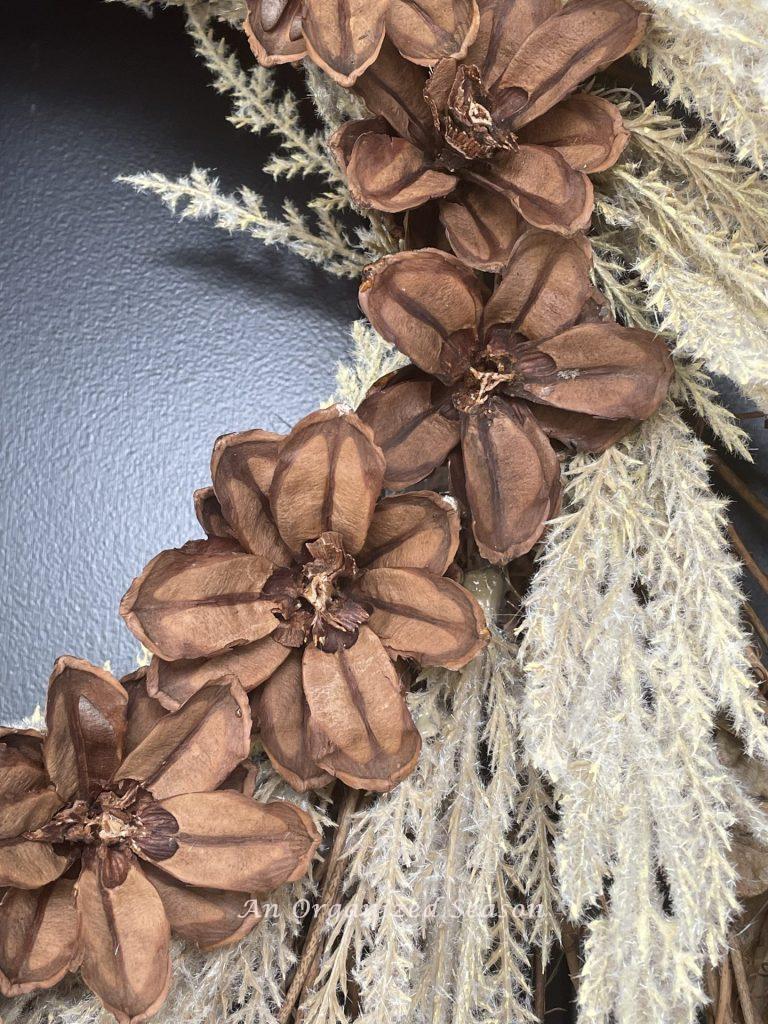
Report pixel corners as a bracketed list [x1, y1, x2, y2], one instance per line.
[711, 454, 768, 526]
[534, 950, 546, 1023]
[744, 602, 768, 652]
[293, 951, 321, 1024]
[559, 921, 581, 995]
[727, 524, 768, 598]
[715, 955, 733, 1024]
[705, 964, 719, 1024]
[279, 788, 361, 1023]
[729, 943, 757, 1024]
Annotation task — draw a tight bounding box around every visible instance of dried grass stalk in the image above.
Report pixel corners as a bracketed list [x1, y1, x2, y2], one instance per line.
[520, 405, 768, 1024]
[590, 98, 768, 413]
[119, 4, 397, 279]
[639, 1, 768, 170]
[300, 573, 557, 1024]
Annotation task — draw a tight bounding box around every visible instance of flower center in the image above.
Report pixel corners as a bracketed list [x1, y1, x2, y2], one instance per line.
[453, 329, 559, 412]
[97, 809, 132, 843]
[436, 64, 517, 167]
[263, 532, 370, 653]
[25, 782, 179, 860]
[302, 560, 338, 618]
[454, 349, 519, 412]
[468, 365, 515, 403]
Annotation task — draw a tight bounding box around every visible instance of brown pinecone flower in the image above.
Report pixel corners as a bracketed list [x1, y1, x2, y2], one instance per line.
[330, 0, 648, 265]
[356, 231, 673, 563]
[0, 660, 319, 1024]
[120, 407, 489, 794]
[243, 0, 479, 88]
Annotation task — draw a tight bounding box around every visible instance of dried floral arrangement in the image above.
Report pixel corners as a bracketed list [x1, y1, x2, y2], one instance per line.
[2, 2, 768, 1024]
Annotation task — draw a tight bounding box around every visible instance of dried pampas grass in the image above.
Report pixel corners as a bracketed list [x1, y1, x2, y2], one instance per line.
[520, 405, 768, 1024]
[590, 96, 768, 412]
[119, 5, 395, 278]
[640, 0, 768, 171]
[299, 574, 557, 1024]
[9, 1, 768, 1023]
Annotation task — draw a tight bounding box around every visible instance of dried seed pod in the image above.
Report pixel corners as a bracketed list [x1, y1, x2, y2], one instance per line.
[328, 0, 648, 250]
[121, 406, 490, 793]
[357, 235, 673, 564]
[0, 657, 319, 1024]
[244, 0, 480, 87]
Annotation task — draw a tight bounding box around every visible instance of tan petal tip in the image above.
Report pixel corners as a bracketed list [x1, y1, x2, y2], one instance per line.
[298, 404, 379, 439]
[242, 7, 307, 68]
[144, 659, 183, 712]
[319, 726, 423, 792]
[283, 804, 322, 883]
[0, 971, 69, 998]
[104, 959, 173, 1024]
[50, 654, 120, 683]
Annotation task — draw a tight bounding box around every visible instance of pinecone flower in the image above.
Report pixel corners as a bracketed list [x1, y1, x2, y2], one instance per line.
[0, 660, 319, 1024]
[330, 0, 648, 266]
[120, 407, 489, 793]
[356, 232, 672, 563]
[243, 0, 480, 88]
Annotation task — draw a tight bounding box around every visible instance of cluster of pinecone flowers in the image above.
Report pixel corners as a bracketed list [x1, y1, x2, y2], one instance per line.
[0, 1, 673, 1021]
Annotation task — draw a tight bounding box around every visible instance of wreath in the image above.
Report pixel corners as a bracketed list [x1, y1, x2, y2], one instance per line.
[2, 2, 768, 1023]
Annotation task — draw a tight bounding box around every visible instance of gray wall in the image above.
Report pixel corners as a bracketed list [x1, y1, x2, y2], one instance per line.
[0, 0, 357, 718]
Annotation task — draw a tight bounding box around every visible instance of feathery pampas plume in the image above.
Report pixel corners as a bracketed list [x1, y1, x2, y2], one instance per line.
[109, 0, 246, 24]
[298, 572, 558, 1024]
[639, 0, 768, 171]
[119, 5, 396, 278]
[590, 96, 768, 413]
[520, 405, 768, 1024]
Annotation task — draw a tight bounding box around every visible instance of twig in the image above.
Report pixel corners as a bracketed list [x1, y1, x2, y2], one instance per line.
[705, 964, 719, 1024]
[715, 955, 733, 1024]
[730, 942, 757, 1024]
[727, 524, 768, 599]
[534, 949, 546, 1022]
[278, 787, 361, 1023]
[747, 645, 768, 681]
[293, 950, 321, 1024]
[744, 602, 768, 652]
[711, 454, 768, 526]
[560, 920, 581, 994]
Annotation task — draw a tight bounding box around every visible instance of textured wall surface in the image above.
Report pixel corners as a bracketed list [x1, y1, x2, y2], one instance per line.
[0, 0, 357, 718]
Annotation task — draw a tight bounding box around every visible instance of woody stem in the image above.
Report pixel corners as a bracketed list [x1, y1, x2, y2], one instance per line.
[745, 601, 768, 651]
[710, 452, 768, 525]
[278, 786, 362, 1023]
[727, 524, 768, 598]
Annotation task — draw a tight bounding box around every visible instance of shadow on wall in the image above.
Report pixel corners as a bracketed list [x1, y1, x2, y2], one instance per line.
[0, 0, 358, 718]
